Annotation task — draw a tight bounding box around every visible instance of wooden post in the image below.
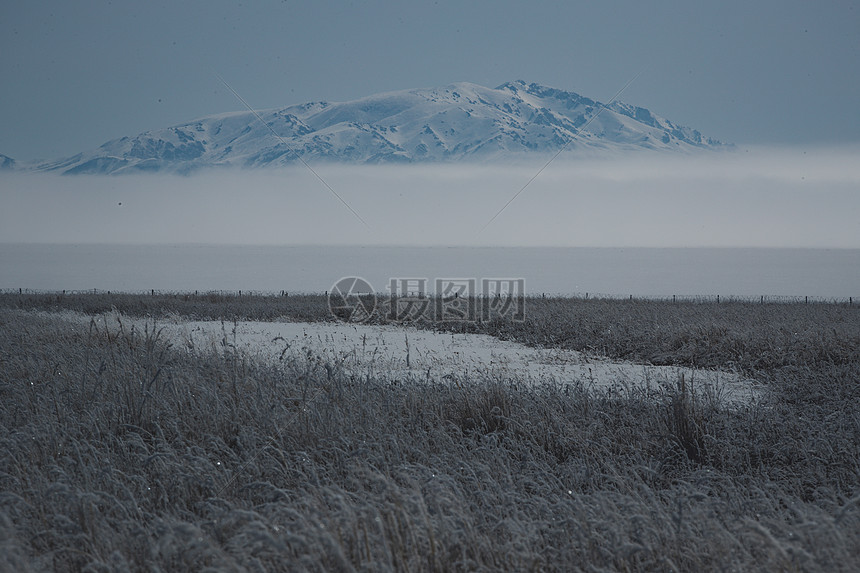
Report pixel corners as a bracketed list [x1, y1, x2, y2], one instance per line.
[673, 295, 676, 303]
[761, 295, 764, 304]
[717, 295, 720, 304]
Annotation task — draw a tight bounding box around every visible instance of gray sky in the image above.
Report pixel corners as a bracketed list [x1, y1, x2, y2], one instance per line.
[2, 0, 859, 161]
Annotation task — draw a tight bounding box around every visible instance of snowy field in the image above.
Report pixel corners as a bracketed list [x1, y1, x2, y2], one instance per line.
[74, 311, 762, 406]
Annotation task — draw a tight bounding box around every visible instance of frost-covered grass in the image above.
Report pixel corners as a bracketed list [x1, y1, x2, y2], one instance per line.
[4, 291, 856, 376]
[1, 294, 859, 571]
[0, 291, 332, 324]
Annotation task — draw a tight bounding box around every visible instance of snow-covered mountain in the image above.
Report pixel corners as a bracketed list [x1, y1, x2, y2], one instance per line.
[34, 81, 726, 175]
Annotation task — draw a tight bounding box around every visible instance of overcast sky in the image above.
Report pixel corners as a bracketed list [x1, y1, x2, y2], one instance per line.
[2, 0, 859, 161]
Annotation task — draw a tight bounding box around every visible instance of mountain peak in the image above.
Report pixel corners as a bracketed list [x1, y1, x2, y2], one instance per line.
[497, 79, 528, 90]
[31, 81, 726, 175]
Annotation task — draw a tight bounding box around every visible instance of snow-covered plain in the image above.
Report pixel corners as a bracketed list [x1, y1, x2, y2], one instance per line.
[81, 311, 761, 406]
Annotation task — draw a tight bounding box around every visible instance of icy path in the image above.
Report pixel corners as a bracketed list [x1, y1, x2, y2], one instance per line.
[93, 314, 761, 406]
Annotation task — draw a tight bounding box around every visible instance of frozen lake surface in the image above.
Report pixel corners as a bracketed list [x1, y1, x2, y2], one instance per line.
[2, 244, 858, 298]
[52, 310, 762, 406]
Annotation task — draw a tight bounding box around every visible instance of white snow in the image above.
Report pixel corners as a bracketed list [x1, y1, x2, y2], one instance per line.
[80, 311, 761, 406]
[34, 81, 723, 174]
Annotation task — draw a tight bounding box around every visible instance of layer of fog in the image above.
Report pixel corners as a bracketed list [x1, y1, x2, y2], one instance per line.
[2, 146, 858, 247]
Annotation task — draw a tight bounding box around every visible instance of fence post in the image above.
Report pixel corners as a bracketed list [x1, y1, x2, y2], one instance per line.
[673, 295, 676, 303]
[717, 295, 720, 304]
[761, 295, 764, 304]
[805, 296, 808, 304]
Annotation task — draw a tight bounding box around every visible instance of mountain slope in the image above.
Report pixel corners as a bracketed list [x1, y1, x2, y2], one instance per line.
[37, 81, 726, 175]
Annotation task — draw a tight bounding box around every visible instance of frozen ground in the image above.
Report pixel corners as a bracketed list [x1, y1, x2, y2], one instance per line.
[70, 311, 762, 406]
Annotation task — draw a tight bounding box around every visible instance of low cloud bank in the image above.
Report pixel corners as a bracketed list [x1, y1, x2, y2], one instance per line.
[2, 146, 858, 247]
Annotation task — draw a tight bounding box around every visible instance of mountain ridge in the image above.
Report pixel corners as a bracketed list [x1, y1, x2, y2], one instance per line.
[24, 81, 727, 175]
